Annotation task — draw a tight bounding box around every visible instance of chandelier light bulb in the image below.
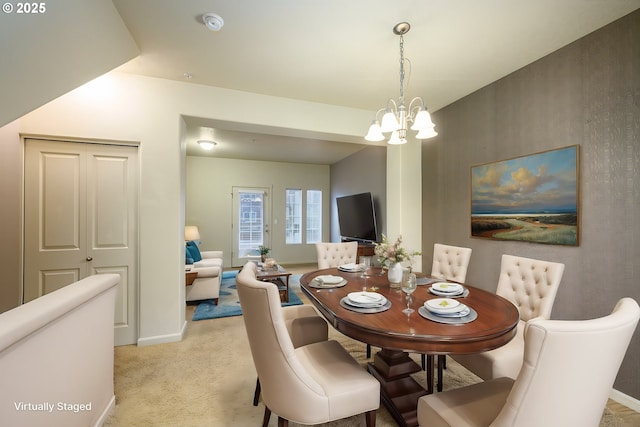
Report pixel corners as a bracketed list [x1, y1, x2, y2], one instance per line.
[410, 108, 435, 131]
[416, 127, 438, 140]
[365, 121, 385, 142]
[388, 131, 405, 145]
[380, 110, 400, 132]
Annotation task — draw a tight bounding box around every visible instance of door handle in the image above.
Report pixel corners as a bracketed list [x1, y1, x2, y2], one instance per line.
[86, 256, 93, 261]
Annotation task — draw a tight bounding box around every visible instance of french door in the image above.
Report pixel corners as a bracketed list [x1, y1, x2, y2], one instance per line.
[231, 187, 270, 267]
[23, 139, 139, 346]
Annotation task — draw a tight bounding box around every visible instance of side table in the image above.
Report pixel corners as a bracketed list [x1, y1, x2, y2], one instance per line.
[186, 271, 198, 286]
[256, 265, 291, 302]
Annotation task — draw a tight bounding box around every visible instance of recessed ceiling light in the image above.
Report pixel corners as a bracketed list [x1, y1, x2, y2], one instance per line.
[202, 13, 224, 31]
[197, 140, 217, 150]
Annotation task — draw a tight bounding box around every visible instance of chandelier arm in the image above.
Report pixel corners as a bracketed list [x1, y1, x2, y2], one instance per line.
[373, 108, 386, 121]
[408, 97, 425, 111]
[408, 97, 425, 121]
[385, 98, 398, 113]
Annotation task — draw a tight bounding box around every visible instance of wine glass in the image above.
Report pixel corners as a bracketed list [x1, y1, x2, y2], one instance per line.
[360, 256, 372, 278]
[401, 273, 417, 314]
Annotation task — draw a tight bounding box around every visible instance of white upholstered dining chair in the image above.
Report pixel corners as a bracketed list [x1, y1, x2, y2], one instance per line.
[423, 244, 473, 390]
[252, 298, 329, 406]
[452, 254, 564, 380]
[315, 241, 358, 269]
[431, 243, 472, 282]
[237, 262, 380, 427]
[315, 241, 376, 358]
[418, 297, 640, 427]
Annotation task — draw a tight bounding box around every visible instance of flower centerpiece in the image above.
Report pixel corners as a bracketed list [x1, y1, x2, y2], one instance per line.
[375, 234, 421, 286]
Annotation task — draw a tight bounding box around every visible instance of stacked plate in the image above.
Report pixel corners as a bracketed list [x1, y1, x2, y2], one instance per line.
[344, 291, 387, 308]
[423, 298, 470, 318]
[338, 263, 363, 272]
[429, 282, 466, 297]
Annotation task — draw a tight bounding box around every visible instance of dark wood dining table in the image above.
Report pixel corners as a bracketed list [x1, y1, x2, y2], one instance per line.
[299, 267, 519, 427]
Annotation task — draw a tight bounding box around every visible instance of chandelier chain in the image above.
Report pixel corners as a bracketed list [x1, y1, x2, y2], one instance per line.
[399, 34, 405, 104]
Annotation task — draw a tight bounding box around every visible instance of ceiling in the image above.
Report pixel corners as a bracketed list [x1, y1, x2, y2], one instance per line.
[112, 0, 640, 164]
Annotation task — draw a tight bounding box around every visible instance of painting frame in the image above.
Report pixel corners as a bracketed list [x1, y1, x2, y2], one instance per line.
[470, 145, 580, 246]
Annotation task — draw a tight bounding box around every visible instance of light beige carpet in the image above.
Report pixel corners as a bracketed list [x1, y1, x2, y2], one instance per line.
[104, 288, 636, 427]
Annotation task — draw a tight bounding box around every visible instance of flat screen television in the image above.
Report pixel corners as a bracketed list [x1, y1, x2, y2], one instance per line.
[336, 192, 379, 244]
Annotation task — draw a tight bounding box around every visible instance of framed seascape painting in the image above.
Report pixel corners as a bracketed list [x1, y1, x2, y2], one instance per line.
[471, 145, 579, 246]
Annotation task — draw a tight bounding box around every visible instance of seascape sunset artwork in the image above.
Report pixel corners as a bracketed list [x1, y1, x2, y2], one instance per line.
[471, 145, 579, 246]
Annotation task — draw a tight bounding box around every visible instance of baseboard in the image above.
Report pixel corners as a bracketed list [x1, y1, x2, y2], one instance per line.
[95, 395, 115, 427]
[610, 388, 640, 412]
[137, 324, 186, 347]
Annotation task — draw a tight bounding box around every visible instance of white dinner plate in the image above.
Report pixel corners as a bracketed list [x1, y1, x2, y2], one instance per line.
[348, 291, 383, 304]
[428, 287, 469, 298]
[431, 282, 464, 293]
[316, 275, 344, 284]
[434, 306, 471, 317]
[343, 295, 388, 308]
[338, 263, 363, 272]
[426, 298, 460, 310]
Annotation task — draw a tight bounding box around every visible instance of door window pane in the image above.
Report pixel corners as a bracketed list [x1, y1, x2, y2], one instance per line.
[238, 191, 264, 257]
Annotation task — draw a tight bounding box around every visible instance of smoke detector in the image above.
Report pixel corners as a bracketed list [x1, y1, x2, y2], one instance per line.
[202, 13, 224, 31]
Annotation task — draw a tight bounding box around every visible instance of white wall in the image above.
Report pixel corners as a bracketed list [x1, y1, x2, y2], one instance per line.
[187, 157, 330, 266]
[0, 0, 138, 126]
[1, 71, 372, 345]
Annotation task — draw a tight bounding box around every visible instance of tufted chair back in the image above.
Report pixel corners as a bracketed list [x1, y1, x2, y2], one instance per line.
[431, 243, 472, 282]
[451, 254, 565, 381]
[496, 254, 565, 322]
[315, 241, 358, 269]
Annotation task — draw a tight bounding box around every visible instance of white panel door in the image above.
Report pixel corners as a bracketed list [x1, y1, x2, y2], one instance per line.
[24, 139, 139, 346]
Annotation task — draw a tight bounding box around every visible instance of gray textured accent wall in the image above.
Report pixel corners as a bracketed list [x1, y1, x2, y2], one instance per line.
[330, 146, 387, 242]
[422, 11, 640, 398]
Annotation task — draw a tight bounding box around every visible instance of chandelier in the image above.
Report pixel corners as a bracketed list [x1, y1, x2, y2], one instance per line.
[365, 22, 437, 144]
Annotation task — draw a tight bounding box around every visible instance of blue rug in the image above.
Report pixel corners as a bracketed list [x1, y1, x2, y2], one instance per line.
[192, 270, 304, 320]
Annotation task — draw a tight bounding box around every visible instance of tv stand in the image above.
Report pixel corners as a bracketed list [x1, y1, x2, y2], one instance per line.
[341, 241, 375, 263]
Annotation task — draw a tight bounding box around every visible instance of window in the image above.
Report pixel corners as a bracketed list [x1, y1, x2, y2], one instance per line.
[285, 189, 302, 244]
[306, 190, 322, 243]
[286, 188, 323, 245]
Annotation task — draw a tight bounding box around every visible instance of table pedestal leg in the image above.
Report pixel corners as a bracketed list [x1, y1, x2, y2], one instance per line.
[367, 349, 428, 427]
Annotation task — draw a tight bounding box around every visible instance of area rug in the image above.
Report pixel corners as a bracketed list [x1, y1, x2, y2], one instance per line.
[192, 270, 303, 320]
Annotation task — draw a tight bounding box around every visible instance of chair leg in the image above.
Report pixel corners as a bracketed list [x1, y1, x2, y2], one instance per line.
[366, 343, 371, 358]
[277, 416, 289, 427]
[262, 406, 271, 427]
[365, 409, 377, 427]
[253, 377, 261, 406]
[421, 353, 426, 370]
